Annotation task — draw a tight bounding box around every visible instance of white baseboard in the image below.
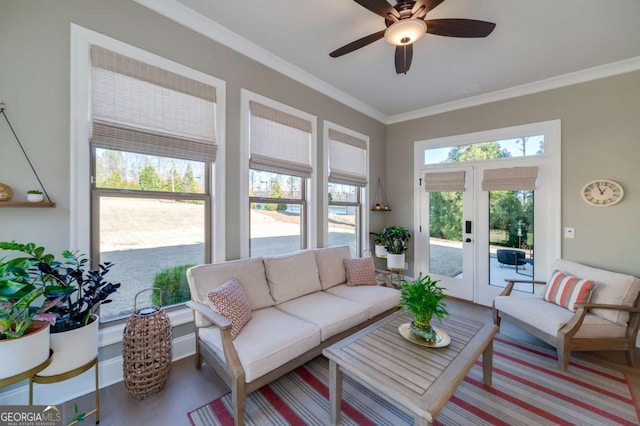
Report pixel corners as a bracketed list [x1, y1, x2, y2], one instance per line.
[0, 333, 196, 406]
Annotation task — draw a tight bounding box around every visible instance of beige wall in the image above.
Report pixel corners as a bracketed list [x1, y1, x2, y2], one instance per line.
[387, 71, 640, 277]
[0, 0, 387, 260]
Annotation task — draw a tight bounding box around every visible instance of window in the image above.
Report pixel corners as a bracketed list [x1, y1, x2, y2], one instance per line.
[424, 135, 544, 165]
[243, 91, 317, 257]
[85, 43, 223, 322]
[325, 124, 369, 256]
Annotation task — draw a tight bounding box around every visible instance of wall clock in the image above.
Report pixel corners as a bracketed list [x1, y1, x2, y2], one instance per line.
[581, 180, 624, 206]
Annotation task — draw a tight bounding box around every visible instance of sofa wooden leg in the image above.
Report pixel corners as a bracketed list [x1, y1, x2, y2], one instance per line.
[556, 339, 570, 371]
[625, 345, 637, 367]
[232, 379, 246, 426]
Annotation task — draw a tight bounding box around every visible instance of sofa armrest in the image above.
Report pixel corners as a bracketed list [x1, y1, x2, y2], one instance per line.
[574, 303, 640, 313]
[186, 300, 232, 329]
[499, 279, 546, 296]
[375, 269, 392, 287]
[185, 301, 245, 382]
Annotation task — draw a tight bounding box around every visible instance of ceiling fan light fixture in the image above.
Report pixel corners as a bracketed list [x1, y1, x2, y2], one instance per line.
[384, 19, 427, 46]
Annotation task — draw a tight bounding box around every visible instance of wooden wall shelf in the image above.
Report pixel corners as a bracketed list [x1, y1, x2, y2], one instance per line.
[0, 201, 56, 207]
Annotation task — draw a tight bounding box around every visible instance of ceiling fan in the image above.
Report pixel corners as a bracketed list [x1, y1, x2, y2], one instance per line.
[329, 0, 496, 74]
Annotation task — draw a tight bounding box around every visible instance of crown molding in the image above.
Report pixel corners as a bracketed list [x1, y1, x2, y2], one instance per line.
[131, 0, 388, 123]
[387, 56, 640, 124]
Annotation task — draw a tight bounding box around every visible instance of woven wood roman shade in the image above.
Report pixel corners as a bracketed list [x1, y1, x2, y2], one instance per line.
[90, 45, 217, 162]
[424, 170, 466, 192]
[328, 128, 368, 187]
[482, 167, 538, 191]
[249, 101, 313, 178]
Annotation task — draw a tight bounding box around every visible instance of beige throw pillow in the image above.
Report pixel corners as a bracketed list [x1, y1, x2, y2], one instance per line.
[344, 257, 377, 287]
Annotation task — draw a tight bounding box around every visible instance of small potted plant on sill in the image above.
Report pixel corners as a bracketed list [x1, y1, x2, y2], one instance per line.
[399, 274, 449, 342]
[381, 226, 411, 269]
[26, 189, 44, 203]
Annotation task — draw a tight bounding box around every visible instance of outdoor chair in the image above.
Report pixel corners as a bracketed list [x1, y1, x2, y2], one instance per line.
[496, 249, 526, 268]
[493, 259, 640, 370]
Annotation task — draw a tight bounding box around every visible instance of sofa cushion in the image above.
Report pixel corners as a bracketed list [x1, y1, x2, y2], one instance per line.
[326, 284, 400, 318]
[551, 259, 640, 325]
[344, 257, 377, 287]
[543, 270, 595, 312]
[264, 251, 322, 304]
[198, 307, 321, 383]
[187, 257, 274, 311]
[275, 292, 368, 341]
[314, 246, 351, 290]
[494, 294, 626, 338]
[207, 278, 251, 339]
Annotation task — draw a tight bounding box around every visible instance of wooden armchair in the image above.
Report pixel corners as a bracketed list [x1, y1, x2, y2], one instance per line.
[493, 259, 640, 371]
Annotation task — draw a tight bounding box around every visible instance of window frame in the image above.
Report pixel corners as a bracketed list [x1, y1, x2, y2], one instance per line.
[240, 89, 317, 258]
[323, 121, 369, 256]
[71, 24, 226, 333]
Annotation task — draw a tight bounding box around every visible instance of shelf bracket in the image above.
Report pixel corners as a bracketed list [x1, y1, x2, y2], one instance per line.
[0, 102, 54, 203]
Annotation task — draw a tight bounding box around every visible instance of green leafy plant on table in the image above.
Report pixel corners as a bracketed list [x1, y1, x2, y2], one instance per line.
[398, 273, 449, 341]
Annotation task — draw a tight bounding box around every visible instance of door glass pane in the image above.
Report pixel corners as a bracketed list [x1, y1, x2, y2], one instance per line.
[489, 190, 534, 291]
[250, 203, 302, 257]
[429, 191, 463, 278]
[99, 196, 205, 321]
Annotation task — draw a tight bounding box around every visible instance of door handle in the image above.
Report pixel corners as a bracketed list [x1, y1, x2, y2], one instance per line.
[465, 238, 472, 243]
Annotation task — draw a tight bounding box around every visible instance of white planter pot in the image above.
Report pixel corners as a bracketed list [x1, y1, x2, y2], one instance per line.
[38, 314, 99, 377]
[386, 253, 405, 270]
[27, 193, 44, 202]
[0, 321, 50, 380]
[374, 244, 388, 258]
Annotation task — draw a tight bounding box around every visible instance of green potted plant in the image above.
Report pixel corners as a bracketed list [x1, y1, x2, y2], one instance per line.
[398, 274, 449, 342]
[35, 249, 120, 376]
[0, 242, 54, 379]
[369, 231, 387, 258]
[26, 189, 44, 203]
[0, 241, 120, 376]
[381, 226, 411, 269]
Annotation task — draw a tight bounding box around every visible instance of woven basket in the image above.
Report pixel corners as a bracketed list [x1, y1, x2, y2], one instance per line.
[122, 288, 172, 399]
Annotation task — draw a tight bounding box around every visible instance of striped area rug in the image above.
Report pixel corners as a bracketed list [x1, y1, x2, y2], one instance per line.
[188, 335, 639, 425]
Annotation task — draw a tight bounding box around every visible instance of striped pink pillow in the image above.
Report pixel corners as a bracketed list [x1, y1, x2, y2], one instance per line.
[207, 277, 251, 339]
[543, 270, 595, 312]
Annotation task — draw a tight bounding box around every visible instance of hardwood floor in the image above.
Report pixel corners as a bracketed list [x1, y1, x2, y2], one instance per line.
[60, 300, 640, 426]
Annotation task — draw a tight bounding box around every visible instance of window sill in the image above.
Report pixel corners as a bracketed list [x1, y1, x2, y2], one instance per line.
[98, 306, 193, 348]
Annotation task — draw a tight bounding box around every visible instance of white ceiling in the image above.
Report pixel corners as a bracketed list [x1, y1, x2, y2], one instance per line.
[141, 0, 640, 122]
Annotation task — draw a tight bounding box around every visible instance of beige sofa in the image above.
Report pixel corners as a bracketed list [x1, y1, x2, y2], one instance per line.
[494, 259, 640, 371]
[186, 246, 400, 426]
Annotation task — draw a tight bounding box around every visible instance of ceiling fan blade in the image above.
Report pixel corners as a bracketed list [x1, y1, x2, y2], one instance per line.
[352, 0, 400, 19]
[395, 44, 413, 74]
[412, 0, 445, 17]
[425, 18, 496, 38]
[330, 30, 385, 58]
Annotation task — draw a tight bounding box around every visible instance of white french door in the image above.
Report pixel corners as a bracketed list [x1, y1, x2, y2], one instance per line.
[413, 120, 562, 307]
[418, 165, 475, 300]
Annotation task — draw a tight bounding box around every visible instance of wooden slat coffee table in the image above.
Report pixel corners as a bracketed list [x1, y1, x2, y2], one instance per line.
[322, 309, 498, 426]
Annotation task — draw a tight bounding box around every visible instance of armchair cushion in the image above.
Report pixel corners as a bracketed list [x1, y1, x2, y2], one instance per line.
[543, 270, 595, 312]
[343, 257, 377, 287]
[494, 294, 627, 338]
[207, 277, 251, 339]
[551, 259, 640, 325]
